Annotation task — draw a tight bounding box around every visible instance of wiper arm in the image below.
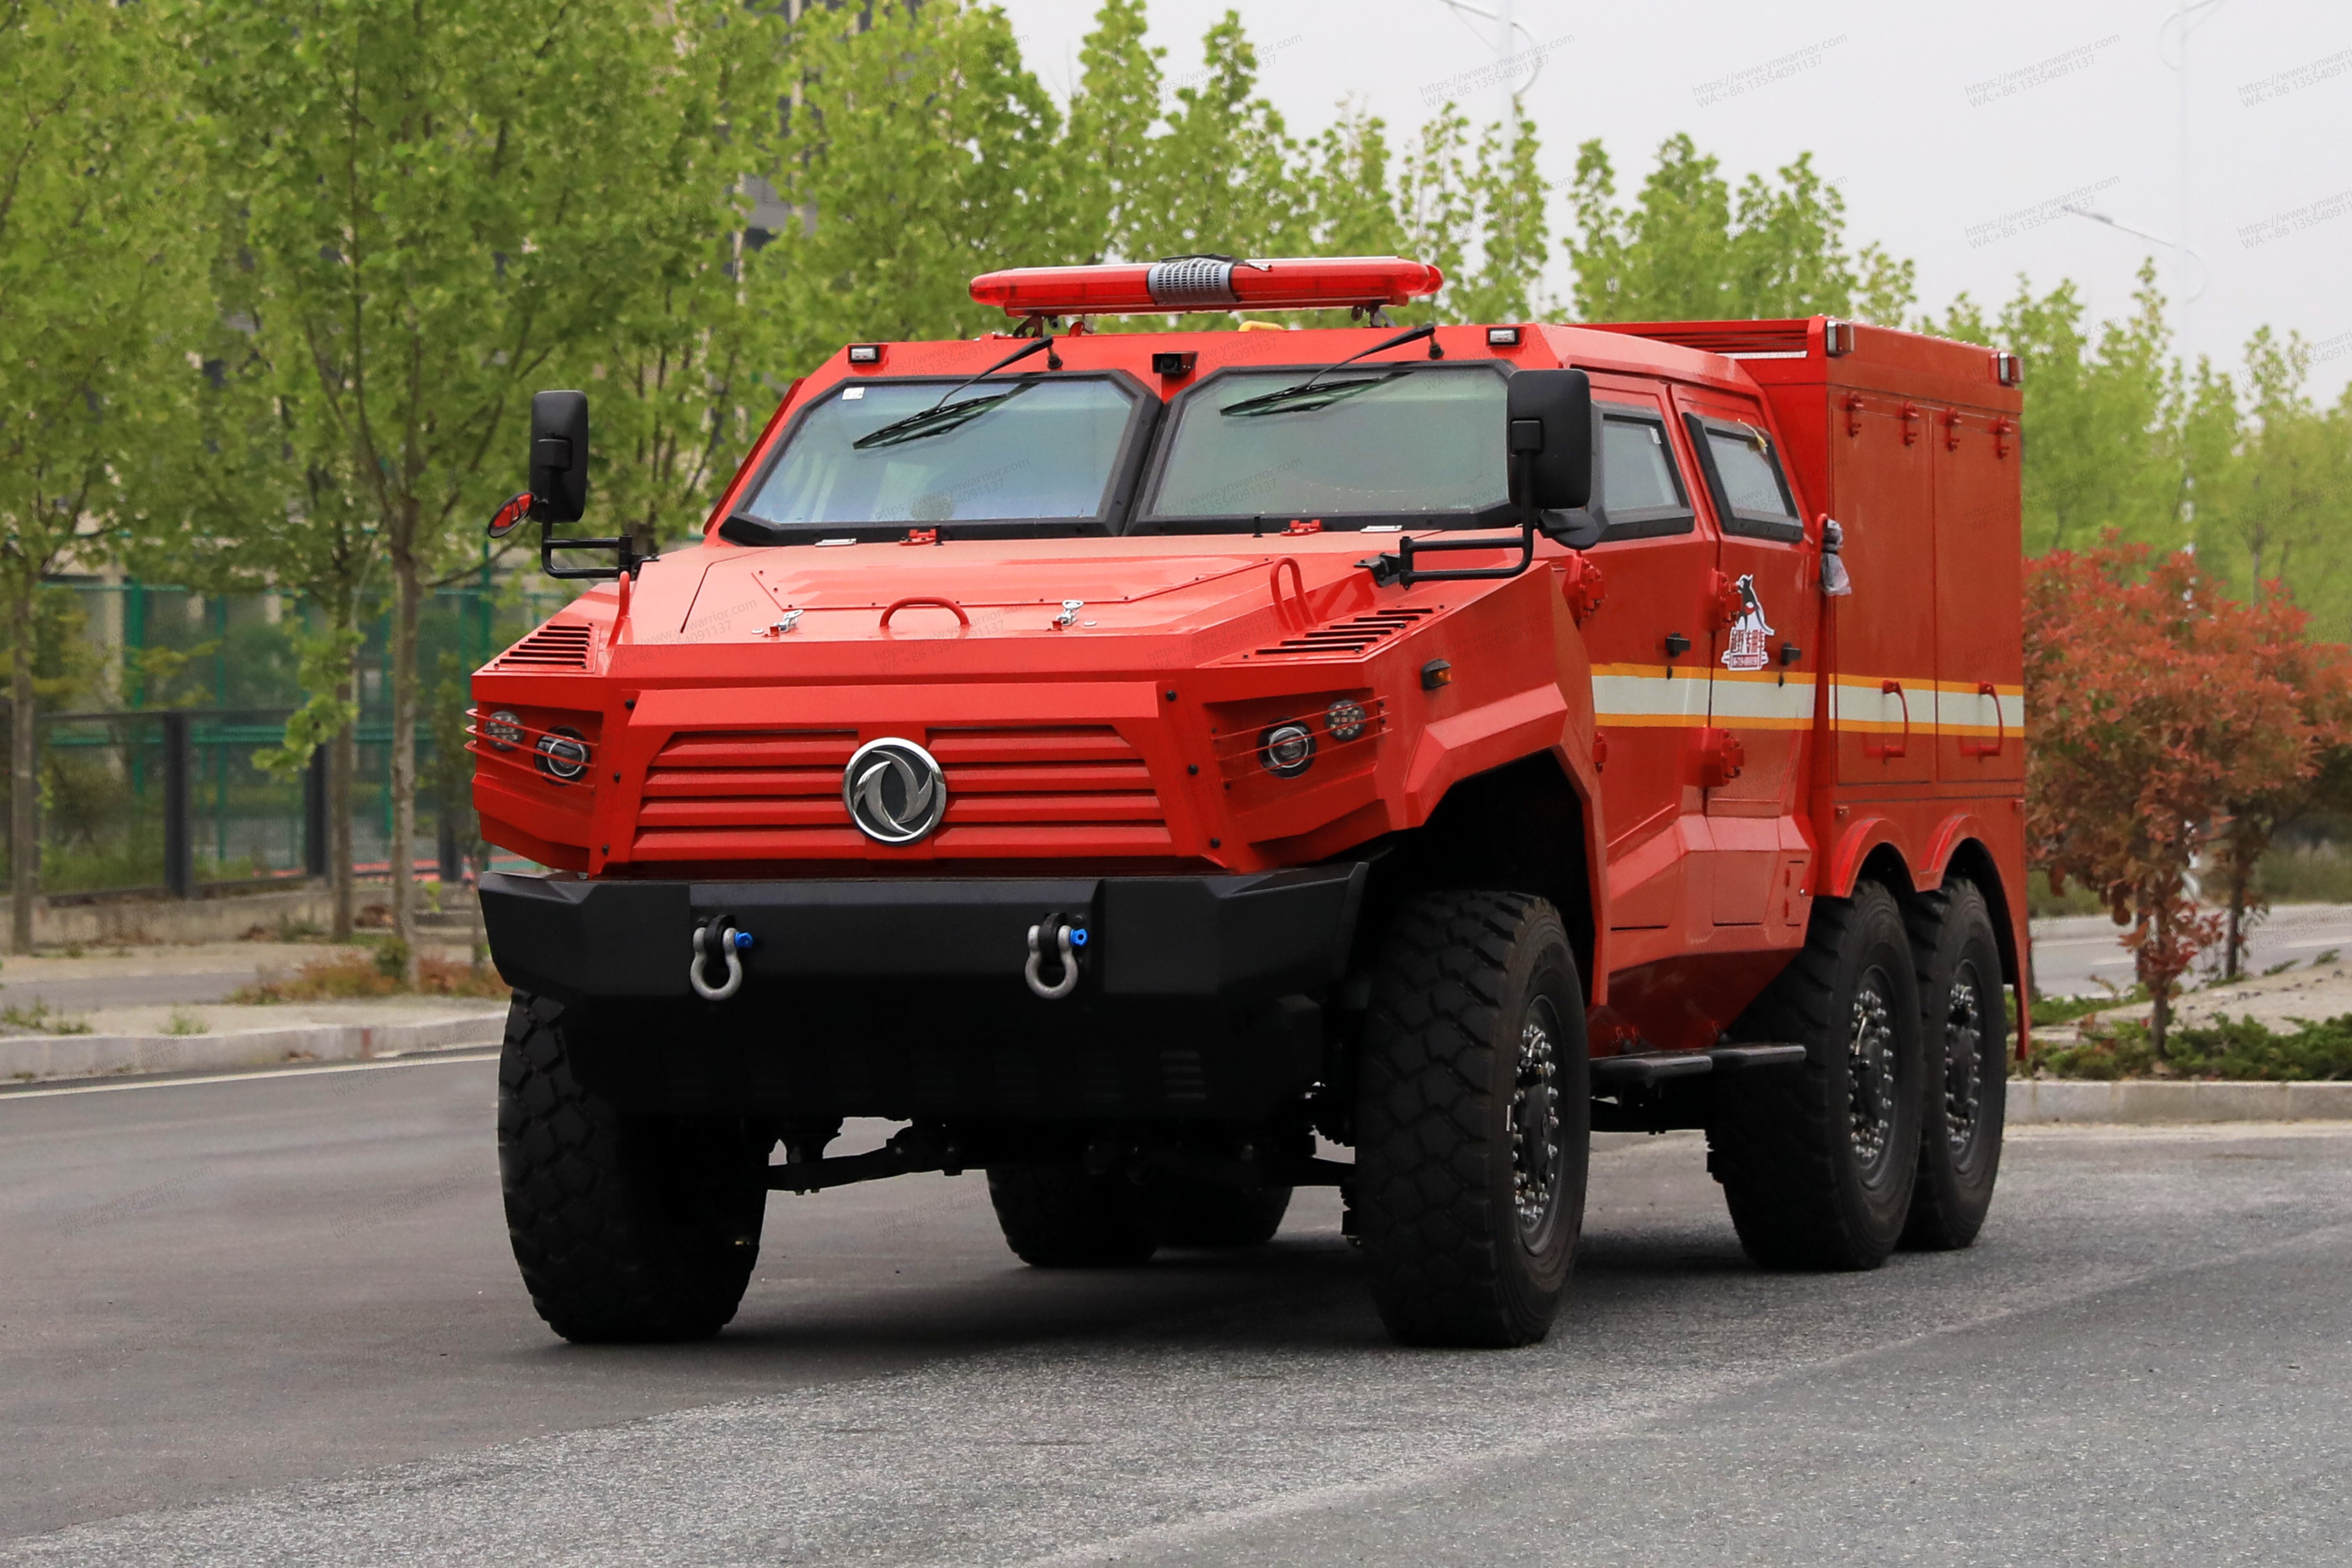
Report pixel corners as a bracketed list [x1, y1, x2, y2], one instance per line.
[1219, 369, 1410, 418]
[849, 333, 1060, 449]
[1217, 322, 1442, 418]
[852, 381, 1035, 449]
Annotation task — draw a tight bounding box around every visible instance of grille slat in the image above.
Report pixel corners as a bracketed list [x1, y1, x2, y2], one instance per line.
[496, 622, 595, 669]
[1247, 606, 1434, 660]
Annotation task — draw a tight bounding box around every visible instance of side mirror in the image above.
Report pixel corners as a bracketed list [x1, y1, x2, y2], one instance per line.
[528, 390, 589, 524]
[1505, 369, 1592, 513]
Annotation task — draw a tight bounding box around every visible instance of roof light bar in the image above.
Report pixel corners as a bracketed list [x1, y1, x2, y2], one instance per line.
[969, 255, 1446, 319]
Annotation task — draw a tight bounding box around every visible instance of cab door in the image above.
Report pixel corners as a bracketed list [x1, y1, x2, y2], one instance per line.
[1673, 392, 1818, 928]
[1573, 381, 1717, 938]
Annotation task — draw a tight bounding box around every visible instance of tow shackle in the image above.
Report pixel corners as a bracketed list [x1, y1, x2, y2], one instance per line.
[691, 913, 750, 1002]
[1024, 911, 1087, 1001]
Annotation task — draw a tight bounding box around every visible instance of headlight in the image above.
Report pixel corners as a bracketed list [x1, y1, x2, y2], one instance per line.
[1325, 700, 1368, 743]
[1259, 721, 1316, 778]
[485, 710, 524, 751]
[535, 726, 590, 783]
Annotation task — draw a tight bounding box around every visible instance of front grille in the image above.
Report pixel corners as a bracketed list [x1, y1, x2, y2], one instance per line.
[632, 724, 1169, 859]
[496, 622, 594, 669]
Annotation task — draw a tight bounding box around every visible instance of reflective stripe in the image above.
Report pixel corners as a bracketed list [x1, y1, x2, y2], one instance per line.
[1592, 666, 2023, 736]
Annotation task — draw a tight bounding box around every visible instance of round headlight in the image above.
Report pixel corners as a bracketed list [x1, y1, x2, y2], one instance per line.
[535, 726, 590, 783]
[1259, 721, 1316, 778]
[1325, 699, 1368, 743]
[485, 710, 524, 751]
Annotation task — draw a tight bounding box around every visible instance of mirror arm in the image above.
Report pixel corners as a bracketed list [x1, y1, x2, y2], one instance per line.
[1356, 454, 1541, 587]
[538, 518, 651, 581]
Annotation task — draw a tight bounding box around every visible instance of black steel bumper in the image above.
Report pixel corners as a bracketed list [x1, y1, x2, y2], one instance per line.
[479, 864, 1370, 1008]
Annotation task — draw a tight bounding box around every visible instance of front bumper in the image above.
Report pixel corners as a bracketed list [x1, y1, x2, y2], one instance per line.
[480, 864, 1369, 1007]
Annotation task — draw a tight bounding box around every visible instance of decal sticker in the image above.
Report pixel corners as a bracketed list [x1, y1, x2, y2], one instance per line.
[1721, 574, 1775, 672]
[842, 386, 866, 400]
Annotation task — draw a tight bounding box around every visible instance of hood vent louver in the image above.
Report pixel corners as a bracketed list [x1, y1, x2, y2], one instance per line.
[1250, 606, 1434, 660]
[496, 622, 595, 670]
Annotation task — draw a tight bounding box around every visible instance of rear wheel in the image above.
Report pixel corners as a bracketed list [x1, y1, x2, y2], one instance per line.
[1903, 880, 2008, 1250]
[1354, 891, 1590, 1348]
[987, 1167, 1161, 1267]
[1707, 882, 1924, 1270]
[498, 994, 771, 1342]
[1151, 1176, 1292, 1249]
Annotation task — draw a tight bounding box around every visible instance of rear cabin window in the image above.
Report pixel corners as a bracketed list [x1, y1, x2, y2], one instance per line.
[1687, 414, 1802, 542]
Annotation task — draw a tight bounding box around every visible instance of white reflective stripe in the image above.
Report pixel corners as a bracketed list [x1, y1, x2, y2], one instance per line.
[1706, 678, 1815, 727]
[1933, 688, 2028, 734]
[1591, 671, 1711, 726]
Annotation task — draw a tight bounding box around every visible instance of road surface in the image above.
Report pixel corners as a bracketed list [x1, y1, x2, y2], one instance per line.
[2028, 900, 2352, 997]
[3, 1053, 2347, 1564]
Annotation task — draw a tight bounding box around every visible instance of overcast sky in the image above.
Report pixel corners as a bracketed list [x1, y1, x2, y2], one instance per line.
[991, 0, 2352, 404]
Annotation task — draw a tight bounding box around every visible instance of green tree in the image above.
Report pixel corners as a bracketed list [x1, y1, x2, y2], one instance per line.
[0, 0, 203, 949]
[177, 0, 748, 972]
[1564, 134, 1914, 325]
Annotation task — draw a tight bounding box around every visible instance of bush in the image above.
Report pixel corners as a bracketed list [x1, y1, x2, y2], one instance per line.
[232, 951, 506, 1002]
[2027, 1013, 2352, 1081]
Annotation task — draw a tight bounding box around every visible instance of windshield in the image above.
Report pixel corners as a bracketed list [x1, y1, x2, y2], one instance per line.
[1140, 365, 1507, 530]
[735, 375, 1140, 533]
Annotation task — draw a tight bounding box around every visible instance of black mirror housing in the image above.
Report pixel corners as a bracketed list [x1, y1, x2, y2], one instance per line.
[1505, 369, 1593, 512]
[528, 390, 590, 524]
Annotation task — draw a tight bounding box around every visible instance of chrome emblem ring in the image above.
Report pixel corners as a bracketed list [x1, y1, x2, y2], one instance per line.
[844, 737, 948, 845]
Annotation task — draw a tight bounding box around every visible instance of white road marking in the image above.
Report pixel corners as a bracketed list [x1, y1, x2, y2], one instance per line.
[0, 1048, 496, 1103]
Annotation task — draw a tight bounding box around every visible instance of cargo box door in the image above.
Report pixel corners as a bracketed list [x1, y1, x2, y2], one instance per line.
[1933, 406, 2025, 782]
[1824, 393, 1935, 785]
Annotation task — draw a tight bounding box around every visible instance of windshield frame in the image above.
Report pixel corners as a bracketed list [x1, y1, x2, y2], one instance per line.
[719, 368, 1162, 546]
[1127, 359, 1515, 536]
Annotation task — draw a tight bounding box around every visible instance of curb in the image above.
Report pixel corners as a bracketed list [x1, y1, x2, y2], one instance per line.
[0, 1011, 507, 1084]
[2007, 1077, 2352, 1125]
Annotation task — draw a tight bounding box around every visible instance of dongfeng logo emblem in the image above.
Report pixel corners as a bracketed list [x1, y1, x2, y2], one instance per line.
[844, 737, 948, 845]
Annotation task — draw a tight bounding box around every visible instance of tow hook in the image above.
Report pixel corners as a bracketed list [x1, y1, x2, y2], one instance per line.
[691, 914, 749, 1001]
[1024, 912, 1086, 1000]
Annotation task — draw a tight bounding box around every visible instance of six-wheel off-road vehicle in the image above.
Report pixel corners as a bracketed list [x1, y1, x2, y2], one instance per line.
[475, 254, 2026, 1348]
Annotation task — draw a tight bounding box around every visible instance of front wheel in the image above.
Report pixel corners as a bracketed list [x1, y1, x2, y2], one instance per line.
[497, 994, 771, 1343]
[1354, 891, 1590, 1348]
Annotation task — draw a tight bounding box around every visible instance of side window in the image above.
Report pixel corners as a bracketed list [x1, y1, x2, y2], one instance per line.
[1582, 403, 1697, 543]
[1685, 413, 1802, 542]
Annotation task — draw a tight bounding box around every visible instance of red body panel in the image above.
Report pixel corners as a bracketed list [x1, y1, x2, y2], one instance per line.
[476, 313, 2027, 1057]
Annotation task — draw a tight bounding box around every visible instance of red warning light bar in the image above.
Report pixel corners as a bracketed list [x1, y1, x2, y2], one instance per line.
[969, 255, 1446, 318]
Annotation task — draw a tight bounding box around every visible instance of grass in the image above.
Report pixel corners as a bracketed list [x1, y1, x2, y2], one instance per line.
[2029, 984, 2148, 1029]
[2025, 870, 2106, 919]
[231, 949, 507, 1003]
[2028, 1013, 2352, 1081]
[163, 1008, 209, 1037]
[0, 1000, 92, 1036]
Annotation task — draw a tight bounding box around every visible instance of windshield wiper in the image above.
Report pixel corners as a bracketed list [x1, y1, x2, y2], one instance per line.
[1217, 322, 1442, 418]
[852, 380, 1036, 449]
[851, 333, 1060, 449]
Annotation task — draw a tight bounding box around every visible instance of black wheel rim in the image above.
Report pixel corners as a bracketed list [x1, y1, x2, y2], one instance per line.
[1942, 962, 1986, 1159]
[1846, 968, 1898, 1176]
[1511, 994, 1565, 1249]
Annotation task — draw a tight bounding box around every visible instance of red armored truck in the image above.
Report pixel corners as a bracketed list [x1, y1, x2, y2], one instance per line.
[474, 255, 2026, 1348]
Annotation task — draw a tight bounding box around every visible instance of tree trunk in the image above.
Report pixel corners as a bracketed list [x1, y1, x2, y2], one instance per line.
[9, 577, 37, 955]
[2224, 874, 2246, 983]
[2147, 906, 2171, 1061]
[389, 536, 421, 987]
[329, 691, 356, 941]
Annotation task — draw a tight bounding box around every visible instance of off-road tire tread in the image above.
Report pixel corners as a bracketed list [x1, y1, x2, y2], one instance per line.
[498, 992, 765, 1342]
[1902, 879, 2007, 1250]
[1356, 891, 1582, 1348]
[1707, 882, 1918, 1271]
[1151, 1178, 1294, 1249]
[987, 1167, 1161, 1267]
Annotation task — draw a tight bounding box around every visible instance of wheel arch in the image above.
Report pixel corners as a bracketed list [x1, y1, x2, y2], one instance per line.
[1354, 750, 1601, 1005]
[1936, 833, 2023, 995]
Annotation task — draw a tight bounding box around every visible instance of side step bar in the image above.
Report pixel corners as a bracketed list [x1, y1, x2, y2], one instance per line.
[1589, 1042, 1808, 1087]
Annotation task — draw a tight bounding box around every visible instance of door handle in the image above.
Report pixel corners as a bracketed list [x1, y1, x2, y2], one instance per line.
[1864, 679, 1909, 759]
[1961, 681, 2006, 757]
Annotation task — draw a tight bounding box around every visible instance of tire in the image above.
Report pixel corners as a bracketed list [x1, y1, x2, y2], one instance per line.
[1707, 881, 1925, 1270]
[1354, 891, 1590, 1348]
[497, 993, 771, 1343]
[1151, 1176, 1293, 1249]
[987, 1167, 1161, 1267]
[1902, 880, 2008, 1250]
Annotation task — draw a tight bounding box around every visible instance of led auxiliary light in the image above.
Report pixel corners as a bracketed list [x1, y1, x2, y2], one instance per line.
[535, 727, 590, 783]
[1260, 721, 1316, 778]
[485, 710, 524, 751]
[1325, 700, 1368, 743]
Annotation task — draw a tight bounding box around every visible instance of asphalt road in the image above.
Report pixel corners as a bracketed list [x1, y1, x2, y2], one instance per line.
[4, 1056, 2348, 1565]
[2029, 900, 2352, 996]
